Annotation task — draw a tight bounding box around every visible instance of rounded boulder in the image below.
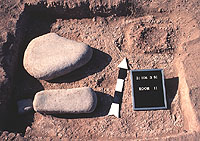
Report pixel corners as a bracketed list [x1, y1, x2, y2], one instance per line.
[23, 33, 93, 80]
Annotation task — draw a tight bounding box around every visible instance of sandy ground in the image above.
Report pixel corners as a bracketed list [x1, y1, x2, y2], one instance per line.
[0, 0, 200, 140]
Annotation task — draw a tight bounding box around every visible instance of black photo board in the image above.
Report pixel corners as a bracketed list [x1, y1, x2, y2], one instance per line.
[130, 69, 167, 110]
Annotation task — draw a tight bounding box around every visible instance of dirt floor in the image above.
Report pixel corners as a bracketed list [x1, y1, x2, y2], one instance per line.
[0, 0, 200, 140]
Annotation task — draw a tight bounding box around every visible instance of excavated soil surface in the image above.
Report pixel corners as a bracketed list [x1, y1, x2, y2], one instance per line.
[1, 0, 200, 140]
[12, 9, 183, 140]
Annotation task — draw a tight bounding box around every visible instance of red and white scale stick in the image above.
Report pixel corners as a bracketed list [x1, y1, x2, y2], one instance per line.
[108, 58, 128, 118]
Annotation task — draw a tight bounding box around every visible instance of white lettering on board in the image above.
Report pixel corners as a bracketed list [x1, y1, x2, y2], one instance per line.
[138, 87, 150, 91]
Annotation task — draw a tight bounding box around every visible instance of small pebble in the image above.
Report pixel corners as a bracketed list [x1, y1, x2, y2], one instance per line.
[17, 99, 33, 114]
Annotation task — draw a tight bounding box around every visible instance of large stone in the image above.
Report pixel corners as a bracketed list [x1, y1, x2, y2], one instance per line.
[33, 87, 97, 114]
[23, 33, 93, 80]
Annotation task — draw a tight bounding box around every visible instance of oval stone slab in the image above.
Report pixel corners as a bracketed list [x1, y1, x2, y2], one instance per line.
[33, 87, 97, 114]
[23, 33, 93, 80]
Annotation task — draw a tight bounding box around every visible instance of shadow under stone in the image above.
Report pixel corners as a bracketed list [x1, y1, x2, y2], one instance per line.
[165, 77, 179, 109]
[52, 91, 113, 119]
[5, 70, 44, 134]
[48, 48, 112, 83]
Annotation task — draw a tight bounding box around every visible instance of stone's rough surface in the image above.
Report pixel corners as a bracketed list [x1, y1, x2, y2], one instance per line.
[23, 33, 93, 80]
[33, 87, 97, 114]
[17, 99, 33, 114]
